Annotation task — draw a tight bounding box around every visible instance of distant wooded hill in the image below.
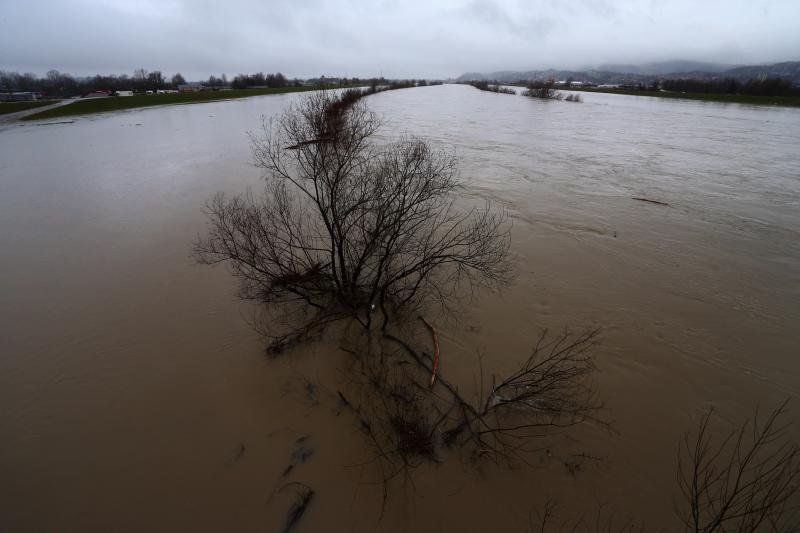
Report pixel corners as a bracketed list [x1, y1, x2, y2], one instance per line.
[457, 61, 800, 85]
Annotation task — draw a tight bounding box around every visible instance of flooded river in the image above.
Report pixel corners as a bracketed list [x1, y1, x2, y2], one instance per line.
[1, 85, 799, 530]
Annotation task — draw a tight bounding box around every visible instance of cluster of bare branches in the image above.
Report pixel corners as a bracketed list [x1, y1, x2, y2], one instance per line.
[336, 343, 442, 503]
[527, 402, 800, 532]
[194, 90, 512, 348]
[332, 326, 605, 499]
[676, 400, 800, 532]
[531, 497, 644, 533]
[393, 327, 606, 463]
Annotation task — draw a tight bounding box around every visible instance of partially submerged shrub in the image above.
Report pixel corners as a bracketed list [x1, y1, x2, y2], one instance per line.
[565, 93, 583, 102]
[524, 79, 563, 100]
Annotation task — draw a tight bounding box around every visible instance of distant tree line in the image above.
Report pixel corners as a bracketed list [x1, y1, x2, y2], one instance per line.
[2, 69, 308, 97]
[0, 68, 446, 99]
[659, 77, 799, 97]
[227, 74, 437, 90]
[614, 76, 799, 97]
[0, 69, 195, 97]
[230, 72, 301, 89]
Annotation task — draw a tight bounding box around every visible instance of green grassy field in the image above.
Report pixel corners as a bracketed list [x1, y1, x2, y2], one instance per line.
[571, 88, 800, 107]
[21, 86, 354, 121]
[0, 100, 60, 115]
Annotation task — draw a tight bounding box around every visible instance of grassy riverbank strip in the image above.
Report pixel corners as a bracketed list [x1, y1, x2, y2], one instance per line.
[0, 100, 60, 115]
[570, 87, 800, 107]
[21, 86, 360, 121]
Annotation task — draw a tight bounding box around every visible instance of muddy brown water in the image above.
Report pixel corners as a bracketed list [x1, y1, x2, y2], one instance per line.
[1, 85, 799, 531]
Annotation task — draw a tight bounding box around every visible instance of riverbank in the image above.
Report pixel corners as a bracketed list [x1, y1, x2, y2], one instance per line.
[570, 87, 800, 107]
[0, 100, 60, 115]
[20, 85, 361, 121]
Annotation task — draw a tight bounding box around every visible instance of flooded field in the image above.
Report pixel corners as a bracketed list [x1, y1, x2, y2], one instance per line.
[1, 84, 799, 531]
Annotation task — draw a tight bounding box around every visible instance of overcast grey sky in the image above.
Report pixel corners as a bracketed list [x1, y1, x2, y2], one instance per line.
[1, 0, 798, 79]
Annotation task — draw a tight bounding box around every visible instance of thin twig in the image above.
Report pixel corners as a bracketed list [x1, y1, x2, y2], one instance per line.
[419, 316, 440, 387]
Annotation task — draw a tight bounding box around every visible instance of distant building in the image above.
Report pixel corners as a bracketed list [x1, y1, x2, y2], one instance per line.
[0, 92, 37, 102]
[556, 81, 596, 88]
[178, 83, 205, 92]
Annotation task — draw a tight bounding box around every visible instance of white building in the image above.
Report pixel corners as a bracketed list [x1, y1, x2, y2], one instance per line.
[0, 92, 37, 102]
[178, 83, 205, 92]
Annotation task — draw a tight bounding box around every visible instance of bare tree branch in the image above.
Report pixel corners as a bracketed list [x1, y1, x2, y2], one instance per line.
[676, 400, 800, 532]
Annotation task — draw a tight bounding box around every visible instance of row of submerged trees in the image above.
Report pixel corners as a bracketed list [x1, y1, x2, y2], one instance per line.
[594, 77, 800, 96]
[468, 79, 582, 101]
[195, 86, 798, 531]
[469, 80, 516, 94]
[466, 76, 799, 98]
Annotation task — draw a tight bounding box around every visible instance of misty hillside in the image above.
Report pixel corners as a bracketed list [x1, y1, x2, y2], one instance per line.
[723, 61, 800, 82]
[596, 60, 737, 75]
[457, 61, 800, 85]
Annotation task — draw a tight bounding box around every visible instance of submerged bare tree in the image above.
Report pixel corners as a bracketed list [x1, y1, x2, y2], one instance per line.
[194, 90, 512, 346]
[677, 400, 800, 532]
[196, 90, 606, 519]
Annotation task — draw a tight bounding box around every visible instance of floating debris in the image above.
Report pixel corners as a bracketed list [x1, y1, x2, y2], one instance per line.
[280, 482, 314, 533]
[286, 137, 332, 150]
[224, 442, 246, 467]
[281, 436, 314, 478]
[419, 317, 440, 387]
[632, 197, 669, 206]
